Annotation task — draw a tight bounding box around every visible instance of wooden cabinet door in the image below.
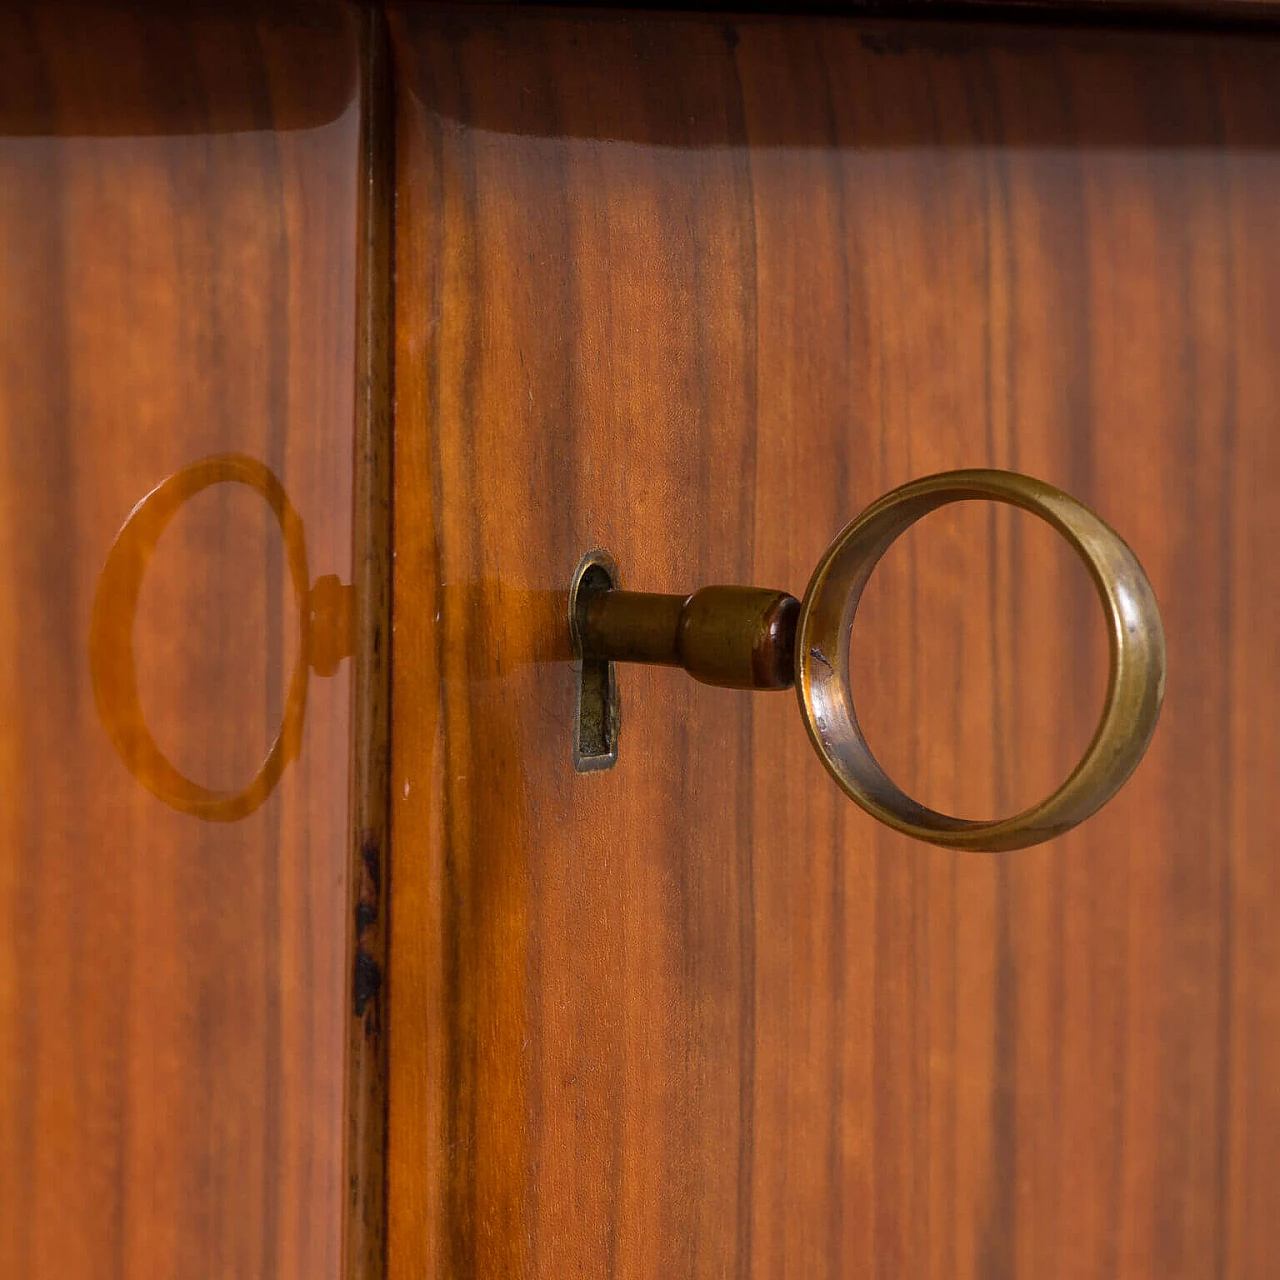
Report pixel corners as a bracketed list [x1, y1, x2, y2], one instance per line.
[387, 9, 1280, 1279]
[4, 5, 1280, 1279]
[0, 5, 389, 1277]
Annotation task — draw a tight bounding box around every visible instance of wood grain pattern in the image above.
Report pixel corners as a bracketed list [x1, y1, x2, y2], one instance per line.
[388, 10, 1280, 1278]
[0, 4, 368, 1277]
[346, 6, 394, 1279]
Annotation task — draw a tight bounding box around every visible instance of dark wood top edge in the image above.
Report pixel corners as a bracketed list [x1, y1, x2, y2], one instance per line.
[391, 6, 1280, 146]
[403, 0, 1280, 31]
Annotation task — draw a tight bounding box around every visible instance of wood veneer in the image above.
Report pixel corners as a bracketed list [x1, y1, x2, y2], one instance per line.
[0, 4, 377, 1277]
[388, 9, 1280, 1278]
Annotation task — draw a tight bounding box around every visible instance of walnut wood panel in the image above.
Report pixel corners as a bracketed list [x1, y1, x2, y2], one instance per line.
[0, 5, 376, 1277]
[388, 10, 1280, 1279]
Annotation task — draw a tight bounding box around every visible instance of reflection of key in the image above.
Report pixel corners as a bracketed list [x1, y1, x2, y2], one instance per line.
[89, 453, 354, 822]
[571, 470, 1165, 852]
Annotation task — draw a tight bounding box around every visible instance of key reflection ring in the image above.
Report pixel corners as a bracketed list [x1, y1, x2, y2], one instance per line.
[89, 453, 353, 822]
[572, 468, 1166, 851]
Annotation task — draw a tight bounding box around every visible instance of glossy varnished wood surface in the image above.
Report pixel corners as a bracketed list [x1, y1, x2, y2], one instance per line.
[0, 5, 369, 1277]
[389, 10, 1280, 1278]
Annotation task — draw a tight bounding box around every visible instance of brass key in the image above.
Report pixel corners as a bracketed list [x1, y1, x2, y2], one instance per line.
[570, 469, 1166, 852]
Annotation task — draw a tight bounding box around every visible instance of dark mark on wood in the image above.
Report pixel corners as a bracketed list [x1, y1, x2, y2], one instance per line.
[353, 950, 383, 1023]
[360, 833, 382, 902]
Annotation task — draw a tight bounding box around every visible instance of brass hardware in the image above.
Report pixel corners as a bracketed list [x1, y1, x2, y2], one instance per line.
[573, 468, 1167, 852]
[576, 584, 799, 691]
[89, 453, 356, 822]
